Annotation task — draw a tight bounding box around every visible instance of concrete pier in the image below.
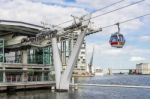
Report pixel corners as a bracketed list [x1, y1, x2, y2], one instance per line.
[0, 63, 55, 91]
[0, 81, 55, 92]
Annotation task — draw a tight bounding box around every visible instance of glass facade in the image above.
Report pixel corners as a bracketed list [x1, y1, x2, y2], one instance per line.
[28, 47, 53, 65]
[43, 47, 53, 65]
[0, 72, 3, 82]
[0, 39, 4, 63]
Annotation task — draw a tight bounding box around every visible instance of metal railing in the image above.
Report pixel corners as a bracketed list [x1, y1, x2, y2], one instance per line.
[5, 75, 51, 83]
[6, 75, 22, 82]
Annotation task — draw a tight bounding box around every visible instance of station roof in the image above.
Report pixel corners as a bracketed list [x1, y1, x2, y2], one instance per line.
[0, 20, 44, 37]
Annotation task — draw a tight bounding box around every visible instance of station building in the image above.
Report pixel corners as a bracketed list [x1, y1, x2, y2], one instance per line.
[0, 20, 87, 83]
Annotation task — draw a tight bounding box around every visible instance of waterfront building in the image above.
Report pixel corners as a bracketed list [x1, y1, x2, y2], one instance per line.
[0, 21, 87, 83]
[58, 32, 87, 75]
[108, 68, 113, 75]
[95, 69, 104, 76]
[129, 69, 138, 74]
[0, 24, 53, 83]
[136, 63, 150, 74]
[74, 41, 87, 75]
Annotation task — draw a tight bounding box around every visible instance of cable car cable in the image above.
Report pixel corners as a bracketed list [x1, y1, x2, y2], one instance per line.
[57, 0, 145, 26]
[89, 0, 125, 14]
[57, 0, 125, 26]
[101, 13, 150, 29]
[116, 23, 120, 33]
[85, 0, 146, 21]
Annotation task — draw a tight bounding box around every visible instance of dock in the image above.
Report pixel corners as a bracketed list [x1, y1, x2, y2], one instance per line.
[0, 81, 55, 92]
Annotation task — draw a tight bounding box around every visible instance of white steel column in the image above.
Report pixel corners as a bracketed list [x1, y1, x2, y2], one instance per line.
[3, 67, 5, 83]
[52, 37, 62, 90]
[42, 68, 44, 81]
[59, 30, 87, 90]
[52, 15, 91, 91]
[22, 50, 28, 82]
[22, 50, 28, 64]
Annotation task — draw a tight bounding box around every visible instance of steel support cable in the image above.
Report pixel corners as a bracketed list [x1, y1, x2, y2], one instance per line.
[101, 13, 150, 29]
[86, 0, 146, 21]
[57, 0, 125, 26]
[38, 0, 146, 37]
[91, 0, 125, 14]
[86, 13, 150, 35]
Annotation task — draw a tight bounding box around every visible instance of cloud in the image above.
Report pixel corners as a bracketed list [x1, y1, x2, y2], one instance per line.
[0, 0, 88, 26]
[140, 36, 150, 41]
[103, 49, 123, 55]
[76, 0, 122, 9]
[31, 0, 94, 11]
[87, 41, 150, 56]
[0, 0, 149, 69]
[0, 0, 148, 30]
[78, 0, 149, 35]
[86, 40, 150, 68]
[81, 0, 150, 69]
[130, 56, 146, 62]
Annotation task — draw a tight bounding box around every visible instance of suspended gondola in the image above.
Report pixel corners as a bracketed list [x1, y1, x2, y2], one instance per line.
[109, 23, 125, 48]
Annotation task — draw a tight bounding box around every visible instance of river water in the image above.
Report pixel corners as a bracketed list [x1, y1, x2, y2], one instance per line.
[1, 75, 150, 99]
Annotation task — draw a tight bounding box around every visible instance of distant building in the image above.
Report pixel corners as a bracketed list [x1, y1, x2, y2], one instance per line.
[129, 69, 137, 74]
[136, 63, 150, 74]
[108, 68, 112, 75]
[95, 69, 104, 76]
[72, 41, 87, 76]
[61, 33, 87, 75]
[76, 41, 87, 70]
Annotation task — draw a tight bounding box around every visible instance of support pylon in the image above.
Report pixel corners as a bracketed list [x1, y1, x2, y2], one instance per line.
[52, 30, 87, 91]
[51, 14, 91, 91]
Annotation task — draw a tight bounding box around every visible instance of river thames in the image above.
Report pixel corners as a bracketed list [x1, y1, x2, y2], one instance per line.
[1, 75, 150, 99]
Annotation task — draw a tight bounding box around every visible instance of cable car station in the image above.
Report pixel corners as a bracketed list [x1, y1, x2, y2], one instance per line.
[0, 16, 100, 91]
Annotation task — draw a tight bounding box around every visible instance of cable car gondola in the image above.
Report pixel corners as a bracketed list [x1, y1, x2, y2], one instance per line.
[109, 23, 125, 48]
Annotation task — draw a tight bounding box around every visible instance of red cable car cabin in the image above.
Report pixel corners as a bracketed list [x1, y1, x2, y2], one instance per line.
[109, 33, 125, 48]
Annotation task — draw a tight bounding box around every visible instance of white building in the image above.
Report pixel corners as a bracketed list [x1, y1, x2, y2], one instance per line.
[136, 63, 150, 74]
[77, 41, 87, 70]
[60, 32, 87, 75]
[73, 40, 87, 75]
[95, 69, 104, 76]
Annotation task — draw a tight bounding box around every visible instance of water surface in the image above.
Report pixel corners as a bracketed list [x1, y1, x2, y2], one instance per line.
[1, 75, 150, 99]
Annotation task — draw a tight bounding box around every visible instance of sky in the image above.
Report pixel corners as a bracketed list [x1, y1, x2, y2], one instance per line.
[0, 0, 150, 69]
